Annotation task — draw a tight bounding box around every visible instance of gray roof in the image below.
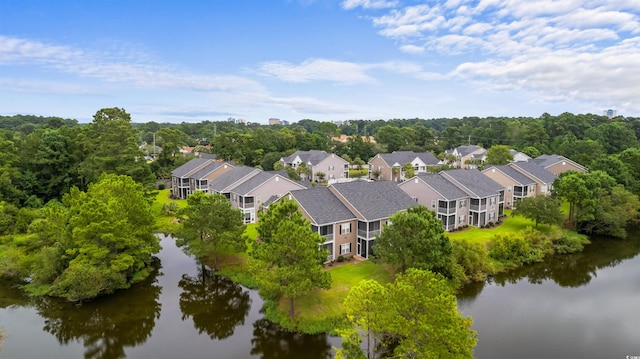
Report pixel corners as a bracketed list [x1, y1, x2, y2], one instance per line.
[209, 166, 260, 193]
[455, 145, 485, 156]
[375, 151, 438, 166]
[190, 161, 232, 179]
[485, 165, 536, 185]
[171, 158, 212, 178]
[532, 154, 586, 171]
[441, 169, 503, 198]
[282, 150, 332, 165]
[413, 173, 468, 200]
[230, 171, 303, 195]
[289, 186, 357, 225]
[330, 181, 416, 221]
[510, 161, 557, 184]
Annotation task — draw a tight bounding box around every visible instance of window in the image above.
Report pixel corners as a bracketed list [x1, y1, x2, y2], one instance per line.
[431, 200, 436, 209]
[459, 199, 466, 208]
[490, 197, 496, 205]
[508, 186, 512, 192]
[412, 196, 418, 202]
[459, 215, 465, 224]
[489, 212, 495, 220]
[340, 243, 351, 255]
[328, 165, 335, 171]
[340, 223, 351, 234]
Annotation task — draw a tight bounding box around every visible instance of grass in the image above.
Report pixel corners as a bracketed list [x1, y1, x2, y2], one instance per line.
[151, 189, 186, 233]
[448, 211, 554, 246]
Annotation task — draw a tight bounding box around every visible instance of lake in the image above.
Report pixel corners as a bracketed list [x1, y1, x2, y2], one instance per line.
[1, 232, 639, 358]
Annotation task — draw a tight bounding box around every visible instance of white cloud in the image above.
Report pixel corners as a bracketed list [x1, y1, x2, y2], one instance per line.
[257, 58, 376, 84]
[341, 0, 398, 10]
[399, 44, 425, 53]
[373, 4, 445, 38]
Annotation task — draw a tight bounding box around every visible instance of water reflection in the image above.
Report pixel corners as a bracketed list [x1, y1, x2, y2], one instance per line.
[251, 318, 334, 359]
[458, 235, 640, 299]
[34, 258, 162, 359]
[178, 266, 251, 340]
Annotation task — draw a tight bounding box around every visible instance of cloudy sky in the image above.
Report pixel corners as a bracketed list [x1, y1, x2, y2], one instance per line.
[1, 0, 638, 124]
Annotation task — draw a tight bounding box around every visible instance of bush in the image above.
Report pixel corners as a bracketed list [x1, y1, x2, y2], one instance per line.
[553, 232, 589, 254]
[452, 240, 494, 283]
[161, 202, 180, 216]
[157, 183, 166, 190]
[488, 229, 547, 266]
[337, 255, 345, 262]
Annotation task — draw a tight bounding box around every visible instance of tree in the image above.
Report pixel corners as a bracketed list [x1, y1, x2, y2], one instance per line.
[296, 162, 312, 180]
[78, 108, 154, 189]
[485, 145, 513, 165]
[374, 206, 453, 275]
[335, 269, 477, 359]
[32, 174, 160, 301]
[375, 126, 404, 152]
[512, 196, 564, 228]
[248, 199, 331, 317]
[315, 171, 326, 182]
[401, 162, 415, 179]
[176, 191, 246, 270]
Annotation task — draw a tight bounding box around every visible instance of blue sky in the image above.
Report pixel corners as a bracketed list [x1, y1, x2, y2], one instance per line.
[1, 0, 639, 124]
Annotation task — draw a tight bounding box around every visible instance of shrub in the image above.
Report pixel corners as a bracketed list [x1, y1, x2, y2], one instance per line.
[488, 230, 547, 266]
[452, 240, 494, 283]
[337, 255, 345, 262]
[161, 202, 180, 216]
[553, 232, 589, 254]
[157, 183, 166, 190]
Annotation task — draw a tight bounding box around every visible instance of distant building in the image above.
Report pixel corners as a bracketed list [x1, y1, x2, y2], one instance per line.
[604, 109, 617, 119]
[268, 118, 281, 125]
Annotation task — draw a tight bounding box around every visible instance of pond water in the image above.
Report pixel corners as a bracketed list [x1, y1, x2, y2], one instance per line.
[0, 234, 338, 359]
[1, 232, 639, 358]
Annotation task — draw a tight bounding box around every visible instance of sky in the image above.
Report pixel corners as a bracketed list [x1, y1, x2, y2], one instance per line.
[1, 0, 639, 124]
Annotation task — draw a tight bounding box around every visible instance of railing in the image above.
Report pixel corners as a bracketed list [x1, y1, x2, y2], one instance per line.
[321, 233, 334, 242]
[438, 206, 456, 214]
[469, 204, 487, 211]
[358, 229, 381, 239]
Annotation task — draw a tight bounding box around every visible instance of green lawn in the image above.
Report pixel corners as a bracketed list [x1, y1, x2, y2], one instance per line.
[447, 212, 554, 246]
[284, 259, 393, 325]
[151, 189, 186, 233]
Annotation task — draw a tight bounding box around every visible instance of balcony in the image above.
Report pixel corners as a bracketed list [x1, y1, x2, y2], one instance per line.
[358, 229, 380, 239]
[470, 204, 487, 211]
[438, 206, 456, 214]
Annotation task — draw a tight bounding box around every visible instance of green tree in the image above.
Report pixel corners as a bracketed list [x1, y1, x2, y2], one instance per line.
[336, 269, 477, 359]
[79, 108, 154, 188]
[375, 125, 404, 152]
[36, 174, 160, 301]
[374, 206, 453, 275]
[402, 162, 415, 179]
[248, 199, 331, 317]
[485, 145, 513, 165]
[512, 196, 564, 228]
[176, 191, 245, 270]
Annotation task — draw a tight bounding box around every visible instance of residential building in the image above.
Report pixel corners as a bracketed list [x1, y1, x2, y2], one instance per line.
[209, 166, 261, 200]
[228, 171, 306, 224]
[444, 145, 487, 169]
[399, 173, 470, 231]
[368, 151, 439, 181]
[187, 161, 235, 195]
[482, 165, 536, 208]
[280, 150, 349, 182]
[509, 161, 557, 196]
[329, 181, 416, 259]
[285, 186, 358, 262]
[532, 154, 587, 175]
[510, 149, 532, 162]
[440, 169, 504, 226]
[171, 158, 216, 199]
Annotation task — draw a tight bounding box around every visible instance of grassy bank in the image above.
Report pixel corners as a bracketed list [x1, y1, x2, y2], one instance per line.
[151, 189, 186, 234]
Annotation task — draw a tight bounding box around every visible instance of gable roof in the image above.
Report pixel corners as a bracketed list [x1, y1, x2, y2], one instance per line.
[510, 161, 557, 184]
[281, 150, 338, 165]
[209, 166, 260, 193]
[441, 169, 503, 198]
[454, 145, 486, 157]
[229, 171, 304, 195]
[483, 165, 536, 185]
[374, 151, 439, 167]
[409, 173, 469, 200]
[532, 154, 587, 171]
[330, 181, 416, 221]
[171, 158, 212, 178]
[288, 186, 357, 225]
[190, 161, 233, 180]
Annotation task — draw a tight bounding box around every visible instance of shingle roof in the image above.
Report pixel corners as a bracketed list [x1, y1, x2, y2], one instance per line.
[209, 166, 259, 192]
[441, 169, 503, 198]
[230, 171, 303, 195]
[289, 186, 357, 225]
[190, 161, 232, 179]
[485, 165, 536, 185]
[510, 161, 557, 184]
[330, 181, 416, 221]
[171, 158, 212, 178]
[413, 173, 468, 200]
[455, 145, 485, 156]
[376, 151, 438, 166]
[532, 154, 586, 171]
[282, 150, 332, 165]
